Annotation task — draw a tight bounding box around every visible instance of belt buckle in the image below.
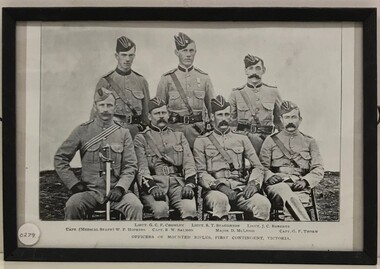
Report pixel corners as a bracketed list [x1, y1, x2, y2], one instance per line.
[224, 170, 231, 178]
[126, 116, 133, 124]
[250, 125, 257, 133]
[162, 166, 170, 175]
[183, 115, 190, 124]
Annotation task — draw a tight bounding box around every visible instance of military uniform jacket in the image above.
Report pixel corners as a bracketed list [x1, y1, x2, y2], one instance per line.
[229, 83, 282, 129]
[134, 126, 197, 193]
[193, 128, 264, 191]
[259, 130, 324, 188]
[156, 65, 215, 117]
[54, 118, 138, 203]
[91, 68, 150, 125]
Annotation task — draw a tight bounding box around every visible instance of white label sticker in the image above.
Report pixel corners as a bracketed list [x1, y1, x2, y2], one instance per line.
[18, 223, 40, 246]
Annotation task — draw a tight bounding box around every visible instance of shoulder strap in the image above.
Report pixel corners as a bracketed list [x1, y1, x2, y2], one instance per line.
[169, 73, 194, 115]
[104, 75, 138, 115]
[239, 88, 258, 119]
[143, 131, 163, 159]
[208, 134, 237, 171]
[142, 131, 175, 166]
[81, 124, 121, 153]
[271, 135, 300, 168]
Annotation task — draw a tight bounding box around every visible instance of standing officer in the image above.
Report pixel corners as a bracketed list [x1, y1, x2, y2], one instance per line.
[229, 54, 282, 154]
[55, 88, 142, 220]
[134, 97, 198, 220]
[156, 32, 215, 148]
[193, 95, 271, 221]
[90, 36, 150, 138]
[259, 101, 324, 221]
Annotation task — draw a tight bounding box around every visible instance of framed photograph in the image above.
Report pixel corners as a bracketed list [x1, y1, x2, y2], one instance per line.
[3, 7, 377, 264]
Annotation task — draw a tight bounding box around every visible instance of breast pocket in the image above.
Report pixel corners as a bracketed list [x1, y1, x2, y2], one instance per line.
[237, 101, 252, 120]
[271, 149, 287, 166]
[124, 89, 144, 112]
[228, 146, 244, 169]
[170, 144, 184, 166]
[130, 90, 145, 112]
[262, 102, 274, 111]
[82, 143, 100, 163]
[110, 143, 123, 176]
[168, 90, 184, 110]
[261, 95, 276, 116]
[192, 90, 205, 110]
[298, 150, 311, 168]
[205, 148, 220, 171]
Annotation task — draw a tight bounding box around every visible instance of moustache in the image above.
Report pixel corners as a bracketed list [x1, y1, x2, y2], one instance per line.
[248, 74, 261, 79]
[218, 120, 229, 127]
[157, 118, 168, 124]
[286, 123, 296, 128]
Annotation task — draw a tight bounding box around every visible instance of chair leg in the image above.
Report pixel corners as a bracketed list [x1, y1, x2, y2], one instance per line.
[311, 188, 319, 221]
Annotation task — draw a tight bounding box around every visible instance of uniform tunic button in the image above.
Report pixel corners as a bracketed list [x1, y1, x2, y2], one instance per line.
[256, 98, 260, 101]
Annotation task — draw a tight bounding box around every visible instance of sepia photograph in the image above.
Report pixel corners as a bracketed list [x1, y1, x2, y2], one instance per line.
[9, 17, 360, 252]
[39, 22, 341, 223]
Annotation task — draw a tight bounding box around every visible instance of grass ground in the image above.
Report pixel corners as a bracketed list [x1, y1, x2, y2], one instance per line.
[40, 169, 340, 221]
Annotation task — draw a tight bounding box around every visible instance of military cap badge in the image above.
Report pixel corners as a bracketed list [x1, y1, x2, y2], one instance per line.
[94, 87, 114, 102]
[280, 100, 299, 115]
[116, 36, 136, 52]
[244, 54, 263, 68]
[148, 97, 167, 112]
[211, 95, 230, 113]
[174, 32, 194, 50]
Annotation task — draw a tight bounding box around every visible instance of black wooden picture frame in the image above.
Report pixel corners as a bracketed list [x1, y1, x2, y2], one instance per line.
[2, 7, 377, 264]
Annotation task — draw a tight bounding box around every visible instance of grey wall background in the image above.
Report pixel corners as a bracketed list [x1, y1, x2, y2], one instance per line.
[1, 0, 379, 262]
[40, 22, 341, 172]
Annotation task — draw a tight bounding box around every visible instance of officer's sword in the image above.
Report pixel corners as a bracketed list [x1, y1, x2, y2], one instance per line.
[100, 145, 112, 221]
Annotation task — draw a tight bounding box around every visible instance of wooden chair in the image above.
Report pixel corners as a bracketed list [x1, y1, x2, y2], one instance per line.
[271, 188, 319, 221]
[86, 208, 125, 220]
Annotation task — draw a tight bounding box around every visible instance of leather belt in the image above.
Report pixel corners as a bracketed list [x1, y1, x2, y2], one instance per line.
[169, 113, 203, 124]
[154, 166, 179, 176]
[115, 114, 142, 124]
[211, 170, 247, 183]
[271, 166, 309, 176]
[237, 123, 275, 134]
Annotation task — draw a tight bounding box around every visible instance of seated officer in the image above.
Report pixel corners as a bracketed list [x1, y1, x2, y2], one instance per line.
[193, 95, 271, 220]
[54, 88, 143, 220]
[259, 101, 324, 221]
[134, 97, 197, 220]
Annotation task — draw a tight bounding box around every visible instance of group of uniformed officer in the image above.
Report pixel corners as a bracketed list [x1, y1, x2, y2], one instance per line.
[54, 32, 324, 221]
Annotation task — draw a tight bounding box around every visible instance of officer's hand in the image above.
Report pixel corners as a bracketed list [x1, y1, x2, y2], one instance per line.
[151, 187, 166, 201]
[243, 181, 259, 199]
[71, 182, 89, 194]
[291, 179, 309, 191]
[181, 185, 194, 199]
[266, 175, 283, 185]
[217, 184, 238, 203]
[106, 187, 125, 202]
